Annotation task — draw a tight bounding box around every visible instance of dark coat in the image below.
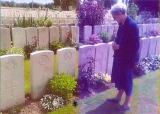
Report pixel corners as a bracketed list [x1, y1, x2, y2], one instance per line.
[115, 16, 140, 68]
[111, 17, 140, 94]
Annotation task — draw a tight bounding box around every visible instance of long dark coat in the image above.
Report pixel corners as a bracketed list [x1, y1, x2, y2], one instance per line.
[111, 16, 140, 95]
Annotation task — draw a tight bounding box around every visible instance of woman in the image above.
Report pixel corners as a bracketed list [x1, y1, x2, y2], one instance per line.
[107, 3, 140, 111]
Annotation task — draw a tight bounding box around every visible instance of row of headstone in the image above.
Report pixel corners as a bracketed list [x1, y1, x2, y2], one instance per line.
[78, 42, 114, 76]
[84, 25, 119, 41]
[0, 26, 79, 50]
[79, 36, 160, 76]
[1, 9, 77, 18]
[138, 24, 159, 38]
[0, 48, 77, 110]
[139, 36, 160, 61]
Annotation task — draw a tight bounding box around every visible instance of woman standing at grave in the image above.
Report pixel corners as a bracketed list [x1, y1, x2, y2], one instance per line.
[107, 3, 140, 111]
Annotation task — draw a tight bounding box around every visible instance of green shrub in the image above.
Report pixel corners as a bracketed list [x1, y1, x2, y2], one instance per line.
[7, 47, 26, 58]
[47, 73, 77, 102]
[50, 41, 63, 54]
[0, 49, 8, 56]
[100, 31, 109, 43]
[35, 46, 46, 51]
[127, 2, 138, 20]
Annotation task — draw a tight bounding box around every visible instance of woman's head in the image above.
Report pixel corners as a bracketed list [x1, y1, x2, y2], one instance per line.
[110, 3, 127, 24]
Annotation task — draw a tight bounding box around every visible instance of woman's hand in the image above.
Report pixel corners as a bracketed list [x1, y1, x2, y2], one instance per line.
[112, 42, 120, 50]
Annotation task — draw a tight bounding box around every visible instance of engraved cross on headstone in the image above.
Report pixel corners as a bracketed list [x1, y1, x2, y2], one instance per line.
[97, 52, 107, 72]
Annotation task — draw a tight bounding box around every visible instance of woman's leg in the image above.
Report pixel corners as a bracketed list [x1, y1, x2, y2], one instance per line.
[115, 89, 124, 100]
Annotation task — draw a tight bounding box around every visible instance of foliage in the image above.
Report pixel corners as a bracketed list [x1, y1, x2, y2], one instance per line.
[78, 56, 111, 94]
[24, 36, 38, 59]
[50, 41, 63, 54]
[81, 34, 102, 45]
[8, 105, 22, 114]
[127, 2, 138, 20]
[40, 94, 64, 112]
[64, 31, 78, 47]
[47, 73, 77, 102]
[145, 30, 160, 38]
[134, 55, 160, 76]
[136, 11, 157, 24]
[13, 11, 53, 28]
[0, 49, 8, 56]
[54, 0, 77, 10]
[6, 47, 26, 58]
[76, 0, 105, 26]
[13, 16, 37, 28]
[100, 31, 109, 43]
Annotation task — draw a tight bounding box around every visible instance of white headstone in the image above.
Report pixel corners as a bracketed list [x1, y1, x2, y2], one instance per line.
[94, 43, 109, 73]
[138, 24, 143, 38]
[0, 28, 11, 50]
[155, 36, 160, 55]
[49, 26, 60, 42]
[57, 47, 76, 76]
[30, 50, 54, 100]
[84, 25, 92, 41]
[139, 38, 150, 61]
[148, 37, 158, 56]
[26, 27, 38, 45]
[37, 27, 49, 48]
[142, 24, 147, 36]
[12, 28, 26, 48]
[101, 25, 108, 32]
[0, 54, 25, 110]
[60, 26, 70, 43]
[107, 25, 114, 40]
[106, 42, 114, 75]
[94, 25, 101, 35]
[71, 26, 79, 43]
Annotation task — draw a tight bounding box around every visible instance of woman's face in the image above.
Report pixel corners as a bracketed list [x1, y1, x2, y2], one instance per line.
[112, 12, 123, 24]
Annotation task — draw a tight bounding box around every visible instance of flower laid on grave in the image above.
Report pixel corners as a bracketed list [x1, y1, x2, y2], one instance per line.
[134, 55, 160, 76]
[82, 34, 102, 45]
[40, 94, 64, 112]
[78, 56, 111, 94]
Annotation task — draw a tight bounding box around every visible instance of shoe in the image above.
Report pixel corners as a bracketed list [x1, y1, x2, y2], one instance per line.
[115, 105, 131, 111]
[107, 98, 121, 103]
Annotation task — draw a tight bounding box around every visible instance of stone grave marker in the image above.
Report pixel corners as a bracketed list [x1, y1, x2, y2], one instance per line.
[0, 54, 25, 111]
[71, 26, 79, 43]
[155, 36, 160, 55]
[26, 27, 38, 45]
[142, 24, 147, 36]
[94, 43, 109, 73]
[49, 26, 60, 42]
[37, 27, 49, 49]
[139, 38, 150, 61]
[0, 28, 11, 50]
[30, 50, 54, 100]
[78, 45, 95, 78]
[138, 24, 143, 38]
[106, 42, 114, 75]
[101, 25, 108, 32]
[107, 25, 114, 41]
[84, 26, 92, 41]
[57, 47, 76, 76]
[148, 37, 158, 56]
[12, 28, 26, 48]
[94, 25, 101, 35]
[60, 26, 70, 43]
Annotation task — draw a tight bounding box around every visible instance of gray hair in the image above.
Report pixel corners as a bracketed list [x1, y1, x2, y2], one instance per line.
[110, 3, 127, 15]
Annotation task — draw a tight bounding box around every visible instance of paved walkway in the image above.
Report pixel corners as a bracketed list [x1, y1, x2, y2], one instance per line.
[78, 70, 159, 114]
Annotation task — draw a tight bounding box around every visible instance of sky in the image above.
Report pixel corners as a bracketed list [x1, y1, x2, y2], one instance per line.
[1, 0, 54, 4]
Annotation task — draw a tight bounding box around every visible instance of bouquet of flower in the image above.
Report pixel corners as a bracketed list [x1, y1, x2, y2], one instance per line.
[82, 34, 102, 45]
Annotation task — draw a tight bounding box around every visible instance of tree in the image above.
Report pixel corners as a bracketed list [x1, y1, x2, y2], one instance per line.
[53, 0, 77, 10]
